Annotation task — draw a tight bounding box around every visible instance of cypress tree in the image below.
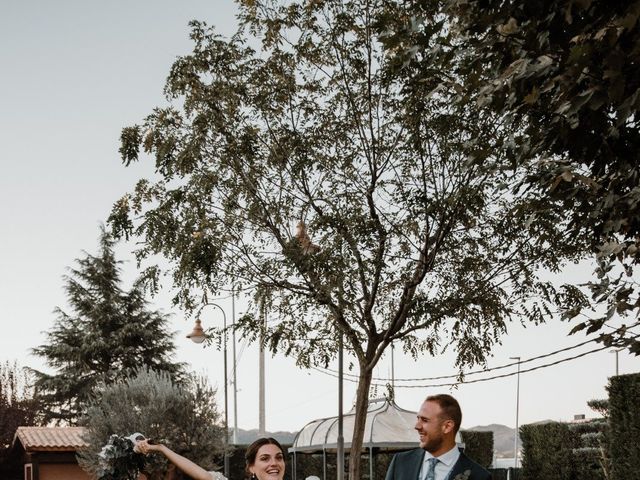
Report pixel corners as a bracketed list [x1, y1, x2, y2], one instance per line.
[32, 228, 183, 424]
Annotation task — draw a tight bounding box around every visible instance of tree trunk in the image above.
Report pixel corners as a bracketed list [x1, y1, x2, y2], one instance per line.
[347, 366, 373, 480]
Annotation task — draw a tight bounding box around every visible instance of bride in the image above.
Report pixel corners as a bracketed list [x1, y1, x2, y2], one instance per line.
[137, 437, 286, 480]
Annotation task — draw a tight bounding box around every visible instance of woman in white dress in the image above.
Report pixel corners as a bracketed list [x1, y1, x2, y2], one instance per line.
[136, 437, 286, 480]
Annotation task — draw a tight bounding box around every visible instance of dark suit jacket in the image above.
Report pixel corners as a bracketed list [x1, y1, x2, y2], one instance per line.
[385, 448, 492, 480]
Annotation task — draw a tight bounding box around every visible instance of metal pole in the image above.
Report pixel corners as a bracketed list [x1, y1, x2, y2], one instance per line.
[222, 311, 230, 478]
[323, 449, 327, 480]
[337, 332, 344, 480]
[232, 287, 238, 444]
[510, 356, 521, 471]
[293, 451, 297, 480]
[391, 342, 395, 393]
[610, 348, 622, 376]
[259, 303, 266, 436]
[369, 447, 373, 480]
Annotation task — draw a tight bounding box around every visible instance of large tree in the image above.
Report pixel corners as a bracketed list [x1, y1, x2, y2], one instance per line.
[109, 1, 584, 477]
[432, 0, 640, 352]
[32, 229, 183, 424]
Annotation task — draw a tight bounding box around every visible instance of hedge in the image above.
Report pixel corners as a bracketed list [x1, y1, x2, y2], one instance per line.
[460, 430, 493, 468]
[607, 372, 640, 480]
[520, 422, 578, 480]
[519, 420, 606, 480]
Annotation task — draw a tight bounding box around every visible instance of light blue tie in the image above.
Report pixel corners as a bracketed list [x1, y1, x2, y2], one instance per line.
[424, 457, 438, 480]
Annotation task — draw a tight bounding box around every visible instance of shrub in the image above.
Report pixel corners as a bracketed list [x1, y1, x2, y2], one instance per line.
[607, 373, 640, 480]
[461, 430, 493, 468]
[520, 422, 578, 480]
[78, 369, 225, 480]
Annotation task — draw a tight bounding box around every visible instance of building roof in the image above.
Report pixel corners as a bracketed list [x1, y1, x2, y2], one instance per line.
[14, 427, 89, 452]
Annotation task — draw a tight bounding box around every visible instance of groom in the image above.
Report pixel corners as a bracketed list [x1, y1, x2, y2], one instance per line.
[385, 394, 491, 480]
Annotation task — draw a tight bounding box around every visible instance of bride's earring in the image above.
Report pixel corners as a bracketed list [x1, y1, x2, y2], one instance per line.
[251, 474, 257, 480]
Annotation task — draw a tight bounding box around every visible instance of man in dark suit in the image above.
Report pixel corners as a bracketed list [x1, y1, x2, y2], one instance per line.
[385, 394, 491, 480]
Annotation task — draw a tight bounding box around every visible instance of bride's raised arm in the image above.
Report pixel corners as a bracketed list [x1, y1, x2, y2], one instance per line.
[136, 439, 222, 480]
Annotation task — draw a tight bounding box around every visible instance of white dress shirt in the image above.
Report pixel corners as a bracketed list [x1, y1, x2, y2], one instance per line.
[419, 446, 460, 480]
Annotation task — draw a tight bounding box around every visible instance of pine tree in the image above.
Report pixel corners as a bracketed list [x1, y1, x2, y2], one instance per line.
[32, 228, 183, 424]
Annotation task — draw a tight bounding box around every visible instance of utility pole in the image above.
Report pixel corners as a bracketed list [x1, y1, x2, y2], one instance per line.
[232, 287, 238, 444]
[259, 300, 266, 436]
[610, 348, 621, 376]
[510, 356, 521, 471]
[337, 333, 344, 480]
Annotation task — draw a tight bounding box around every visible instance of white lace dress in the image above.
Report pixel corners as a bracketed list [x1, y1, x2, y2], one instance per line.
[209, 471, 227, 480]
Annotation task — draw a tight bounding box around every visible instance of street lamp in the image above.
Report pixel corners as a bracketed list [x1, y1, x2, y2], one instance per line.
[337, 332, 344, 480]
[610, 348, 622, 376]
[187, 302, 229, 479]
[510, 356, 521, 472]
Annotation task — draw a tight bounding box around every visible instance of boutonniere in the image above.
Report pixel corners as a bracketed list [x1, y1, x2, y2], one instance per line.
[452, 470, 471, 480]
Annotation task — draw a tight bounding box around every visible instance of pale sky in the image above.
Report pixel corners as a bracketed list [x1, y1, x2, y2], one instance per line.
[1, 0, 637, 437]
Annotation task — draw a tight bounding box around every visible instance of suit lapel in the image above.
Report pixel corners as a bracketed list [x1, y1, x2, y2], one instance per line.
[409, 448, 425, 480]
[448, 452, 471, 479]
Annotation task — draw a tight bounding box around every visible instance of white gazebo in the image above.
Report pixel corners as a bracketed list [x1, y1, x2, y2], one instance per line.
[289, 397, 416, 480]
[289, 397, 464, 480]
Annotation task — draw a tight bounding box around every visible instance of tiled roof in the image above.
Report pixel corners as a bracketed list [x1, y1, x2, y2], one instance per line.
[14, 427, 89, 452]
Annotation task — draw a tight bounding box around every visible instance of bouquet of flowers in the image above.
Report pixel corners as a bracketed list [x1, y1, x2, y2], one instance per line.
[96, 433, 147, 480]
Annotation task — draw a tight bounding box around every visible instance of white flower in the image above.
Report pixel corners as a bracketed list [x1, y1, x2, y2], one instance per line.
[98, 444, 113, 459]
[453, 470, 471, 480]
[125, 432, 146, 453]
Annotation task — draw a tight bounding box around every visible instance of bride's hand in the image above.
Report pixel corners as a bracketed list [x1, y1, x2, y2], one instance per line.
[136, 439, 155, 455]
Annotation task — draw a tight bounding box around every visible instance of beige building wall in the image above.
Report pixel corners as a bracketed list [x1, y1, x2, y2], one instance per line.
[38, 463, 91, 480]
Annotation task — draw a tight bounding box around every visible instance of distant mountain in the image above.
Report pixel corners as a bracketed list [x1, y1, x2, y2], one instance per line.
[234, 428, 298, 445]
[466, 424, 519, 458]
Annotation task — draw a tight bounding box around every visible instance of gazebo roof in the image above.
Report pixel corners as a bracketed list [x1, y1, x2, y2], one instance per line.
[290, 397, 420, 453]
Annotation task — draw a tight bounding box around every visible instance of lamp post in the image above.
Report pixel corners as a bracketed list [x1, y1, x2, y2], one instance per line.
[337, 332, 344, 480]
[610, 348, 622, 376]
[187, 302, 229, 479]
[259, 299, 266, 436]
[510, 356, 521, 471]
[231, 288, 238, 444]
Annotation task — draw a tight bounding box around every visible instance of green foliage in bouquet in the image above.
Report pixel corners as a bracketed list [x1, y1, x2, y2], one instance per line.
[95, 434, 146, 480]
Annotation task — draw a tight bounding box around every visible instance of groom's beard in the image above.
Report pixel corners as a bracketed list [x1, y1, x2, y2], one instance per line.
[419, 432, 444, 453]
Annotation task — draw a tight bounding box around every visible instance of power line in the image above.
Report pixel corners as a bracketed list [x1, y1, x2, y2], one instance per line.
[341, 337, 598, 381]
[319, 322, 640, 382]
[390, 343, 616, 388]
[311, 333, 638, 388]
